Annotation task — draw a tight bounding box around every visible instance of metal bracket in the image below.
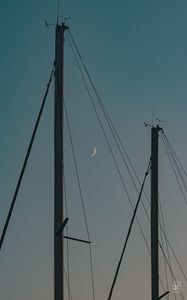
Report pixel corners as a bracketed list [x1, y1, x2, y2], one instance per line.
[64, 235, 91, 244]
[158, 291, 170, 300]
[57, 218, 69, 236]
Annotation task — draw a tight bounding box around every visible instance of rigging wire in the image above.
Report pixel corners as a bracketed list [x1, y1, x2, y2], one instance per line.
[163, 132, 187, 178]
[0, 63, 55, 252]
[161, 133, 187, 206]
[64, 99, 96, 300]
[67, 29, 155, 235]
[159, 197, 172, 274]
[159, 196, 176, 300]
[159, 133, 187, 286]
[67, 29, 153, 234]
[158, 198, 186, 300]
[159, 242, 186, 300]
[159, 131, 187, 300]
[109, 124, 187, 288]
[162, 132, 187, 194]
[66, 28, 187, 299]
[65, 31, 173, 295]
[159, 199, 170, 300]
[56, 0, 60, 24]
[160, 132, 187, 282]
[66, 29, 187, 295]
[107, 160, 151, 300]
[66, 29, 151, 256]
[159, 243, 186, 300]
[63, 166, 71, 300]
[52, 69, 72, 300]
[160, 222, 187, 283]
[165, 140, 187, 193]
[64, 267, 74, 300]
[71, 58, 187, 288]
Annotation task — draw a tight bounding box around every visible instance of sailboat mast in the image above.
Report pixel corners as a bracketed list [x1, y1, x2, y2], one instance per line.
[54, 23, 68, 300]
[151, 125, 161, 300]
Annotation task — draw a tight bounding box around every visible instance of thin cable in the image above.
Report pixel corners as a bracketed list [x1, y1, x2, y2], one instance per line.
[67, 29, 187, 293]
[65, 34, 171, 297]
[64, 267, 74, 300]
[63, 165, 71, 300]
[163, 132, 187, 178]
[164, 134, 187, 192]
[0, 63, 55, 252]
[66, 31, 180, 295]
[66, 30, 151, 256]
[159, 242, 186, 300]
[64, 100, 95, 300]
[161, 226, 187, 283]
[67, 29, 153, 232]
[108, 160, 151, 300]
[161, 133, 187, 206]
[89, 244, 96, 300]
[68, 29, 152, 215]
[159, 200, 169, 300]
[57, 0, 60, 25]
[64, 100, 90, 240]
[159, 196, 177, 300]
[160, 134, 187, 283]
[163, 132, 187, 193]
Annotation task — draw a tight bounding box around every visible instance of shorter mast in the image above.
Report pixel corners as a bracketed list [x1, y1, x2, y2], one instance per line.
[151, 125, 161, 300]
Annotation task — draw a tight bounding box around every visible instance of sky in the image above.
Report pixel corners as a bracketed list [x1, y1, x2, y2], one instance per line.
[0, 1, 187, 299]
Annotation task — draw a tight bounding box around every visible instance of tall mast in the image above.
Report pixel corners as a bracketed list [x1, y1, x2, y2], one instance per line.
[151, 125, 161, 300]
[54, 23, 68, 300]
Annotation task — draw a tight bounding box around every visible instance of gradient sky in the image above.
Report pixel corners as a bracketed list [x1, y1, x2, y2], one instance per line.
[1, 1, 187, 299]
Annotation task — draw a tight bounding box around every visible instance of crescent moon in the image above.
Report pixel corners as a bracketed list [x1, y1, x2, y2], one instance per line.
[90, 146, 97, 157]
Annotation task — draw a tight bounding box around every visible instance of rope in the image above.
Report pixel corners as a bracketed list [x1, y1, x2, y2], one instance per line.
[0, 63, 55, 252]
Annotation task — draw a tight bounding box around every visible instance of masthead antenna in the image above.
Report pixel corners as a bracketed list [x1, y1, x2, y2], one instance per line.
[152, 104, 155, 127]
[156, 118, 165, 127]
[56, 0, 60, 25]
[44, 19, 56, 28]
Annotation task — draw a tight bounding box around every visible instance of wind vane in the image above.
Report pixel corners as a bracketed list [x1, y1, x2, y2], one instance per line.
[44, 19, 56, 28]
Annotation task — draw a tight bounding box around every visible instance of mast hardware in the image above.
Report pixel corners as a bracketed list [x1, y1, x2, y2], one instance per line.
[57, 217, 69, 236]
[61, 22, 69, 31]
[44, 19, 56, 28]
[64, 236, 91, 244]
[157, 291, 170, 300]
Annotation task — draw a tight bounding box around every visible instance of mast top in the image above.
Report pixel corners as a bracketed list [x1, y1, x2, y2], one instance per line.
[153, 125, 162, 130]
[152, 125, 163, 137]
[56, 22, 69, 32]
[62, 22, 69, 30]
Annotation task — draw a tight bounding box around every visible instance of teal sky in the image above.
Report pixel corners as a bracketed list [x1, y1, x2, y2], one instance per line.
[0, 1, 187, 299]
